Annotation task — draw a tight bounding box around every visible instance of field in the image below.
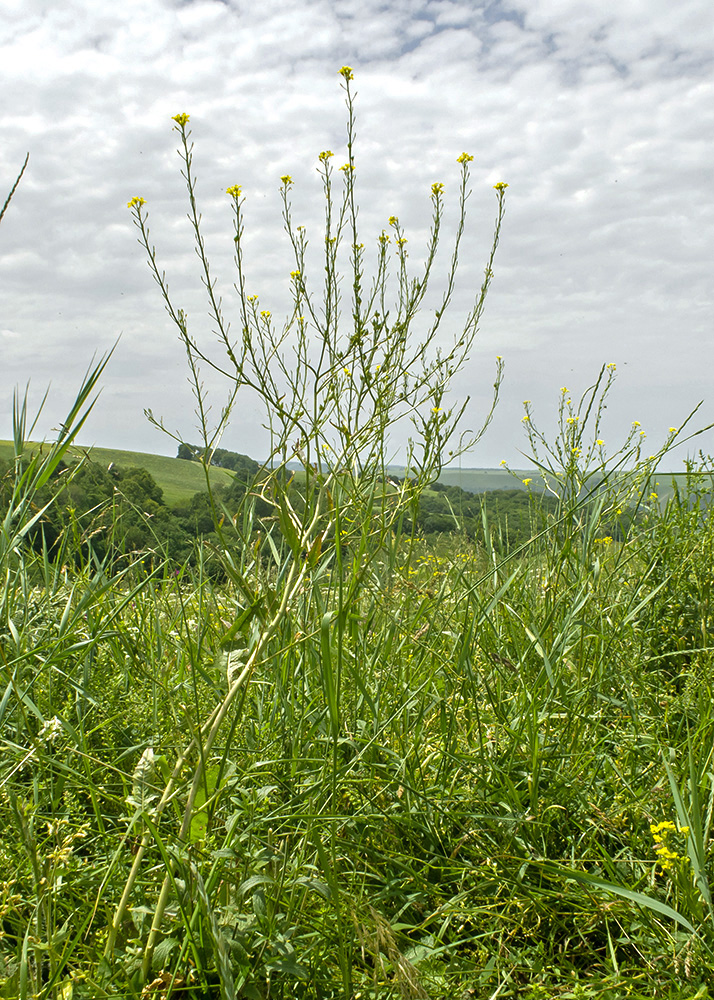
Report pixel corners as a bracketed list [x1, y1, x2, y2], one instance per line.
[2, 407, 714, 999]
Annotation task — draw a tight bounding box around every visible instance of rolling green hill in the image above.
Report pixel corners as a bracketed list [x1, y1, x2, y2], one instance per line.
[0, 441, 236, 506]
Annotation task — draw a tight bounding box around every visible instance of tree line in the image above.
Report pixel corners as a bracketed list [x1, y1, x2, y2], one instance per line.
[0, 444, 574, 569]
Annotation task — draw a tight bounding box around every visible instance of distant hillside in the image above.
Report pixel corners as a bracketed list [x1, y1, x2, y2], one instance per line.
[1, 439, 685, 506]
[0, 441, 236, 506]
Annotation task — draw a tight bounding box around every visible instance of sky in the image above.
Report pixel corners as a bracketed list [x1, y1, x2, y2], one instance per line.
[1, 0, 712, 469]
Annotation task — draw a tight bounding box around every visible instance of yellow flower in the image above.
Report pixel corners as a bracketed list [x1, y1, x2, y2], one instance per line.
[339, 163, 354, 172]
[260, 310, 271, 318]
[127, 196, 145, 209]
[649, 492, 658, 501]
[431, 407, 443, 414]
[343, 367, 350, 376]
[522, 478, 532, 486]
[431, 182, 444, 196]
[669, 426, 677, 433]
[226, 184, 242, 197]
[290, 270, 301, 279]
[280, 174, 293, 186]
[339, 66, 354, 80]
[493, 182, 508, 191]
[560, 386, 568, 394]
[318, 150, 334, 161]
[500, 459, 507, 466]
[606, 362, 616, 371]
[388, 215, 398, 227]
[396, 237, 408, 247]
[456, 152, 474, 163]
[596, 438, 605, 446]
[522, 415, 530, 423]
[172, 113, 190, 127]
[633, 421, 641, 427]
[566, 416, 577, 424]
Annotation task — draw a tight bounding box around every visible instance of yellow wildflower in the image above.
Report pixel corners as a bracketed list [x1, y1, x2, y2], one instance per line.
[127, 196, 145, 209]
[388, 216, 398, 227]
[226, 184, 242, 197]
[318, 150, 334, 161]
[456, 152, 474, 163]
[431, 182, 444, 196]
[493, 182, 508, 191]
[596, 439, 605, 446]
[280, 175, 293, 186]
[522, 478, 532, 486]
[339, 163, 354, 172]
[339, 66, 354, 80]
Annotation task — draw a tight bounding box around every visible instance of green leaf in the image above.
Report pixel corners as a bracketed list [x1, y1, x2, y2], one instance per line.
[541, 862, 695, 933]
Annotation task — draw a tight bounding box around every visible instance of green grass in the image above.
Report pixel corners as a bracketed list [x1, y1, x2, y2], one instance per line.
[2, 447, 714, 997]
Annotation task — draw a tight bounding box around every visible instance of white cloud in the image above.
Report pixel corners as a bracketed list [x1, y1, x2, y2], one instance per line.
[0, 0, 711, 466]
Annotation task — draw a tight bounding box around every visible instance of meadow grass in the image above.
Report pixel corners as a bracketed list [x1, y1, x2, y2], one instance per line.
[2, 69, 714, 1000]
[2, 443, 714, 998]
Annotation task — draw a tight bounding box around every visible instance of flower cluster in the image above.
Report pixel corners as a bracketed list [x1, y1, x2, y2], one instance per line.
[651, 820, 690, 874]
[172, 113, 190, 127]
[127, 196, 145, 209]
[226, 185, 242, 198]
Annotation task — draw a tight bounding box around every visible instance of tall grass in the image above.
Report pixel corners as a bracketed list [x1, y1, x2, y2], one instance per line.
[2, 72, 714, 1000]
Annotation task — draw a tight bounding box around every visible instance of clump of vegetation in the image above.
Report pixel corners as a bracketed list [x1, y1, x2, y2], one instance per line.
[1, 70, 714, 1000]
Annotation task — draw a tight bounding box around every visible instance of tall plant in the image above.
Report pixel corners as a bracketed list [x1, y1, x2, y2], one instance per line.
[119, 66, 508, 983]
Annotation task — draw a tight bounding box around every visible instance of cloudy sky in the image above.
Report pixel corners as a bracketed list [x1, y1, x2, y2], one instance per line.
[1, 0, 712, 468]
